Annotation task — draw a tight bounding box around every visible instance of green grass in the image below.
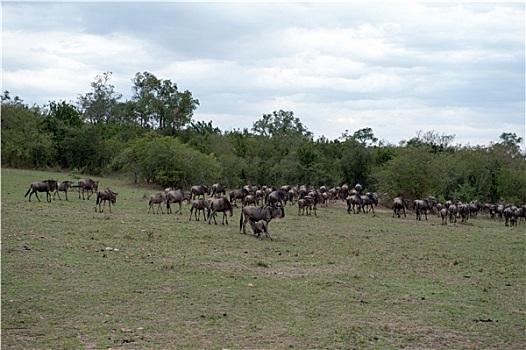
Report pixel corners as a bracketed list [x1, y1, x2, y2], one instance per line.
[2, 168, 525, 349]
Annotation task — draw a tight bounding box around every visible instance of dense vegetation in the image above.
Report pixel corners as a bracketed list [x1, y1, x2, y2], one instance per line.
[2, 72, 525, 204]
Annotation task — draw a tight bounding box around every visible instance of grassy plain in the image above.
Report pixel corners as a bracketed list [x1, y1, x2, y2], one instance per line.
[2, 168, 525, 349]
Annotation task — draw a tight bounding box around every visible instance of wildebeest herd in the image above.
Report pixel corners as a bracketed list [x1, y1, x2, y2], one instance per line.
[25, 179, 524, 240]
[24, 178, 118, 213]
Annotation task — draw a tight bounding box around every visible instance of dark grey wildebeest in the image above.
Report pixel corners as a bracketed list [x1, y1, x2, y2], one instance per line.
[25, 180, 58, 203]
[240, 205, 285, 235]
[207, 197, 233, 225]
[265, 189, 288, 207]
[53, 180, 73, 201]
[346, 192, 363, 214]
[249, 219, 272, 240]
[414, 197, 438, 221]
[361, 192, 378, 214]
[77, 178, 99, 200]
[95, 188, 118, 213]
[210, 183, 226, 198]
[229, 188, 248, 207]
[392, 196, 408, 218]
[148, 193, 166, 214]
[166, 189, 190, 214]
[189, 199, 209, 221]
[191, 184, 210, 200]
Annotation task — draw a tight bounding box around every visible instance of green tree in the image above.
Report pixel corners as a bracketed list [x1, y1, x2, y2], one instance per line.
[78, 72, 122, 124]
[130, 72, 199, 134]
[1, 93, 55, 168]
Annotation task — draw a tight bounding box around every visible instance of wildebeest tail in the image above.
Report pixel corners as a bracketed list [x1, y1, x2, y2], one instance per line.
[24, 187, 31, 197]
[95, 192, 100, 206]
[239, 211, 244, 231]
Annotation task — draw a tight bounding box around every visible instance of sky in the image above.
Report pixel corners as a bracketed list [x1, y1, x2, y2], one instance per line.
[2, 1, 525, 147]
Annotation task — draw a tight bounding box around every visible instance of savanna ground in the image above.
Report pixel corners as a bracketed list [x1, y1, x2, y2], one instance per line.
[1, 168, 525, 349]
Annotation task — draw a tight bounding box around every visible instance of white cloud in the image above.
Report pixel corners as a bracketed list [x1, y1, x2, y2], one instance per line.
[1, 2, 524, 148]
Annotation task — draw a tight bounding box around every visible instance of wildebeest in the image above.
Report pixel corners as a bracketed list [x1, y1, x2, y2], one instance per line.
[77, 178, 99, 200]
[24, 180, 58, 203]
[440, 208, 449, 225]
[298, 196, 313, 216]
[53, 180, 73, 201]
[414, 197, 438, 221]
[240, 205, 285, 235]
[361, 192, 378, 214]
[166, 189, 190, 214]
[503, 205, 519, 227]
[148, 192, 166, 214]
[392, 196, 408, 218]
[191, 184, 210, 200]
[265, 189, 288, 207]
[189, 199, 209, 221]
[229, 188, 248, 207]
[243, 194, 258, 207]
[346, 192, 363, 214]
[95, 188, 118, 213]
[248, 219, 272, 240]
[207, 197, 233, 225]
[210, 183, 226, 198]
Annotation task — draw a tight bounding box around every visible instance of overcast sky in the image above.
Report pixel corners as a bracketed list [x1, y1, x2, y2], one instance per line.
[2, 1, 525, 147]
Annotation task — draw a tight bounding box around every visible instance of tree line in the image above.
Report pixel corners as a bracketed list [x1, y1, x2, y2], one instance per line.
[2, 71, 525, 204]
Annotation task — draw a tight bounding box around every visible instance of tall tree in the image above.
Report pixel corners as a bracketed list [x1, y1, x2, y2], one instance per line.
[130, 71, 199, 134]
[78, 72, 122, 124]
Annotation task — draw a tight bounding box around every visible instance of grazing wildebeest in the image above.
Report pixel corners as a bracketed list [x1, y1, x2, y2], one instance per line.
[191, 184, 210, 200]
[240, 205, 285, 235]
[265, 189, 288, 207]
[189, 199, 209, 221]
[229, 188, 248, 207]
[77, 178, 99, 200]
[53, 180, 73, 201]
[95, 188, 118, 213]
[210, 183, 226, 198]
[414, 197, 438, 221]
[24, 180, 58, 203]
[207, 197, 233, 225]
[148, 192, 166, 214]
[346, 192, 363, 214]
[361, 192, 378, 214]
[392, 196, 407, 218]
[166, 189, 189, 214]
[249, 219, 272, 240]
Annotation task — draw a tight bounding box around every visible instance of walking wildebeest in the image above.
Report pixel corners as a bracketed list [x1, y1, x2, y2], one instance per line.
[361, 192, 378, 214]
[240, 205, 285, 235]
[191, 184, 210, 200]
[210, 183, 226, 198]
[229, 188, 248, 207]
[148, 193, 166, 214]
[53, 180, 73, 201]
[77, 178, 99, 200]
[249, 219, 272, 240]
[166, 189, 190, 214]
[346, 192, 363, 214]
[265, 189, 288, 207]
[414, 197, 438, 221]
[189, 199, 209, 221]
[207, 197, 233, 225]
[95, 188, 118, 213]
[392, 197, 408, 218]
[24, 180, 58, 203]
